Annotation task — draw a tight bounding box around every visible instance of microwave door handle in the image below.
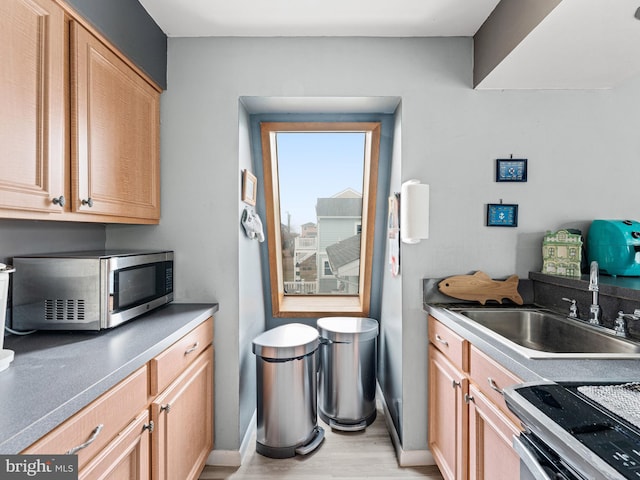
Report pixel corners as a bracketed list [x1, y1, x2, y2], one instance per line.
[512, 435, 553, 480]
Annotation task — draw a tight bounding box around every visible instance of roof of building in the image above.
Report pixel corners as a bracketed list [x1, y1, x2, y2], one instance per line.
[326, 234, 361, 271]
[316, 197, 362, 217]
[331, 188, 362, 199]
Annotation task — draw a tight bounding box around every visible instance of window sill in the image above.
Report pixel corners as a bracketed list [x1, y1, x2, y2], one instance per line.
[273, 295, 368, 318]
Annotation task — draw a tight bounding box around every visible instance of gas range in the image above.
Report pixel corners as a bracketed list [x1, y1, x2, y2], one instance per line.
[504, 381, 640, 480]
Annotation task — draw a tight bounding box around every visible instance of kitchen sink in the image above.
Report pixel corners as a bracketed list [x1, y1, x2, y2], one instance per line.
[448, 308, 640, 358]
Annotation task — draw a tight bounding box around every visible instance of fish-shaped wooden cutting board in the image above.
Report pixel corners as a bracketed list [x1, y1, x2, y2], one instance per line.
[438, 271, 523, 305]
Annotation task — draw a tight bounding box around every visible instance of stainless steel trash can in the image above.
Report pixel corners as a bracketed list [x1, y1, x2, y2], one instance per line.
[252, 323, 325, 458]
[317, 317, 379, 431]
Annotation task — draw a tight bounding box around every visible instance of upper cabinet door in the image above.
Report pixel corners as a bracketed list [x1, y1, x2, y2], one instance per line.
[0, 0, 65, 213]
[71, 22, 160, 221]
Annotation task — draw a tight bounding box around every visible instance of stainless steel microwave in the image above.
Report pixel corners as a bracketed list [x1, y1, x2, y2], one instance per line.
[12, 250, 174, 331]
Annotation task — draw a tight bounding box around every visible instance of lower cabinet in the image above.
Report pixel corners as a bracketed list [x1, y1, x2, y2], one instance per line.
[428, 347, 468, 480]
[22, 317, 214, 480]
[428, 315, 521, 480]
[152, 346, 214, 480]
[467, 384, 520, 480]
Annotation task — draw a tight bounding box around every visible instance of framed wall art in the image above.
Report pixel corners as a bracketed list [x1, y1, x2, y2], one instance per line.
[242, 169, 257, 206]
[486, 203, 518, 227]
[496, 158, 527, 182]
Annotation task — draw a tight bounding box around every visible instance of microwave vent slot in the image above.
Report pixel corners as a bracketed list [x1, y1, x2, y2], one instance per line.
[45, 299, 86, 322]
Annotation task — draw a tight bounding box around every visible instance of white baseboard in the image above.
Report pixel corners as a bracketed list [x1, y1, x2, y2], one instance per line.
[377, 384, 435, 467]
[206, 449, 241, 467]
[206, 409, 257, 467]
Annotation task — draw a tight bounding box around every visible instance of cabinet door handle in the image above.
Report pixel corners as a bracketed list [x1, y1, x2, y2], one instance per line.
[160, 403, 171, 414]
[488, 377, 504, 395]
[184, 342, 199, 355]
[452, 380, 461, 389]
[66, 424, 103, 455]
[81, 197, 94, 208]
[142, 421, 154, 433]
[435, 334, 449, 347]
[464, 394, 475, 404]
[52, 195, 65, 207]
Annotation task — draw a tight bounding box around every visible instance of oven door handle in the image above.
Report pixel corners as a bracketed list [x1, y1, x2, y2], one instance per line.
[512, 435, 553, 480]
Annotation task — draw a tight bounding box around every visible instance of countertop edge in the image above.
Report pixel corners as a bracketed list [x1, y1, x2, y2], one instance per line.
[0, 302, 218, 454]
[425, 304, 640, 384]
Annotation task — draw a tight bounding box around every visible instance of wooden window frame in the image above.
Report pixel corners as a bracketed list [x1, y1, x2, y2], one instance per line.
[260, 121, 381, 318]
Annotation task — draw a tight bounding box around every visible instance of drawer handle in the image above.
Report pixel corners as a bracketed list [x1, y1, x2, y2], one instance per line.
[184, 342, 199, 355]
[452, 380, 461, 389]
[160, 403, 171, 414]
[464, 394, 475, 404]
[435, 334, 449, 347]
[488, 377, 504, 395]
[66, 424, 103, 455]
[143, 421, 154, 433]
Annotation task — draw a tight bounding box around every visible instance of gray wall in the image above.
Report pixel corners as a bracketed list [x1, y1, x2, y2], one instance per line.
[0, 220, 105, 265]
[237, 103, 267, 446]
[0, 33, 612, 458]
[379, 104, 404, 440]
[65, 0, 167, 89]
[108, 38, 640, 458]
[108, 35, 640, 456]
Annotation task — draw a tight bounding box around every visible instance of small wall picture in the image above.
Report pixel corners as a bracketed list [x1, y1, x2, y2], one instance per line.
[486, 203, 518, 227]
[496, 158, 527, 182]
[242, 169, 257, 206]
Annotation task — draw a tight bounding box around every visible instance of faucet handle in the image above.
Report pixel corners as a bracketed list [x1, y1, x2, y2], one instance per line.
[614, 311, 640, 338]
[561, 298, 578, 318]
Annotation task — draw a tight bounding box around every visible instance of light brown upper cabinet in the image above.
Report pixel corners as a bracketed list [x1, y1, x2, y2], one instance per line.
[0, 0, 66, 214]
[0, 0, 162, 224]
[71, 22, 160, 221]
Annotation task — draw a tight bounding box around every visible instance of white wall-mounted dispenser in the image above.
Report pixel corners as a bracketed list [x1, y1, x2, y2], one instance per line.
[400, 180, 430, 244]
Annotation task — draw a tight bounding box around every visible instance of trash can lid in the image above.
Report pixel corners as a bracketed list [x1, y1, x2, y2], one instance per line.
[252, 323, 319, 359]
[317, 317, 379, 342]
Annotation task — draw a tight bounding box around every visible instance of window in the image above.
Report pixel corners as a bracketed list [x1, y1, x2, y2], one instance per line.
[260, 122, 380, 317]
[323, 260, 332, 276]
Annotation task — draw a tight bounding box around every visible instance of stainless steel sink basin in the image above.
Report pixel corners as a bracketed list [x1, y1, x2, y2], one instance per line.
[449, 308, 640, 358]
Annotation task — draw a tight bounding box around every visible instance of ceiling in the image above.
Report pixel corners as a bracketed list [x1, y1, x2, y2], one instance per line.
[137, 0, 502, 37]
[138, 0, 640, 89]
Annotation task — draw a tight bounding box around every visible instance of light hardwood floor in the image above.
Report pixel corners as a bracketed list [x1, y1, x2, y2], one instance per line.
[199, 405, 444, 479]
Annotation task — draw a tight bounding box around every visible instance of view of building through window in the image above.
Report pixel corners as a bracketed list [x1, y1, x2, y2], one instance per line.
[276, 132, 366, 295]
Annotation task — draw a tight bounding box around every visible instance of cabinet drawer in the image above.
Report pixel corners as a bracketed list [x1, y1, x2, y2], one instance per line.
[150, 317, 214, 396]
[79, 409, 150, 480]
[23, 365, 148, 470]
[428, 315, 468, 371]
[469, 345, 522, 427]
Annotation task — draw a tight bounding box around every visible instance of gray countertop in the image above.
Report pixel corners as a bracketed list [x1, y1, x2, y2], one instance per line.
[0, 302, 218, 454]
[425, 304, 640, 385]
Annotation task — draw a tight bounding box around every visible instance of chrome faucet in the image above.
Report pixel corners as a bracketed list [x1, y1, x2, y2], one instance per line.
[614, 310, 640, 338]
[588, 261, 601, 325]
